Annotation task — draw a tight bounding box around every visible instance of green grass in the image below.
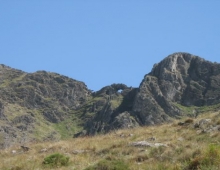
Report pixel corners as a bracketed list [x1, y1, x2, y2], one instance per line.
[174, 102, 220, 117]
[43, 153, 70, 168]
[0, 73, 26, 88]
[110, 95, 123, 109]
[186, 144, 220, 170]
[84, 159, 130, 170]
[4, 103, 29, 121]
[198, 103, 220, 113]
[173, 102, 197, 116]
[53, 117, 81, 139]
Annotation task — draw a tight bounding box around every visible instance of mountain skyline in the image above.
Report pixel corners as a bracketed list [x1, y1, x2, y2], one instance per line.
[1, 52, 219, 92]
[1, 52, 220, 149]
[1, 1, 220, 91]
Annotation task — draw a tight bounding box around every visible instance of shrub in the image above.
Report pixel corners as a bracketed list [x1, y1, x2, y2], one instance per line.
[42, 153, 69, 167]
[202, 144, 220, 166]
[185, 144, 220, 170]
[84, 159, 129, 170]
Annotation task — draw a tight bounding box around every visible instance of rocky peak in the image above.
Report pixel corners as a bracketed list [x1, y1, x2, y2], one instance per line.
[145, 52, 220, 103]
[151, 52, 195, 77]
[133, 52, 220, 125]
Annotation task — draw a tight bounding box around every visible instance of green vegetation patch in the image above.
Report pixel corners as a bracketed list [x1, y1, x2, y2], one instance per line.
[173, 103, 197, 116]
[84, 159, 130, 170]
[198, 103, 220, 113]
[43, 153, 70, 168]
[4, 103, 30, 121]
[173, 102, 220, 117]
[53, 117, 81, 139]
[110, 95, 123, 109]
[186, 144, 220, 170]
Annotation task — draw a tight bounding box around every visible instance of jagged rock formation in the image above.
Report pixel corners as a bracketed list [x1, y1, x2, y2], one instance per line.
[133, 52, 220, 125]
[74, 84, 139, 136]
[1, 52, 220, 148]
[76, 53, 220, 135]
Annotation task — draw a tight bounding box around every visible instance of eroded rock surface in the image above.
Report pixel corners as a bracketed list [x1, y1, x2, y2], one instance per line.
[133, 53, 220, 125]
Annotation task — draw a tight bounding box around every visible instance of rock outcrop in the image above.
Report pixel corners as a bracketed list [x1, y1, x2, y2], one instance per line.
[1, 52, 220, 148]
[0, 65, 91, 148]
[77, 84, 139, 135]
[133, 52, 220, 125]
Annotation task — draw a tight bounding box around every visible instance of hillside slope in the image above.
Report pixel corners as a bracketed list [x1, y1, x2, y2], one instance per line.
[1, 111, 220, 170]
[0, 52, 220, 148]
[0, 64, 91, 148]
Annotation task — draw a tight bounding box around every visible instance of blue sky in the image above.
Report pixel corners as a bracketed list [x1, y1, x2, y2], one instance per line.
[0, 1, 220, 91]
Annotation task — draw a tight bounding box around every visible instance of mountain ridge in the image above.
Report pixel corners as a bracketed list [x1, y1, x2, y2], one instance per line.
[0, 52, 220, 148]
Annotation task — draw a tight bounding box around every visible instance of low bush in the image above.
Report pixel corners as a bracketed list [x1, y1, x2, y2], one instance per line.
[84, 159, 129, 170]
[42, 153, 69, 168]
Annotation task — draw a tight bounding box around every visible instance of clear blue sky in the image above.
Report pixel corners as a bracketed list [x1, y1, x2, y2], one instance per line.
[1, 1, 220, 91]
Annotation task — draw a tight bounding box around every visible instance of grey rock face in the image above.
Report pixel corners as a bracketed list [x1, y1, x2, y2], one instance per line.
[76, 53, 220, 135]
[81, 84, 139, 135]
[112, 111, 139, 129]
[17, 71, 91, 110]
[133, 52, 220, 125]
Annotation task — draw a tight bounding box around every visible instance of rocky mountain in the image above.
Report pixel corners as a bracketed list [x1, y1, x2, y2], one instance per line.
[80, 53, 220, 135]
[0, 64, 91, 148]
[133, 53, 220, 125]
[0, 52, 220, 148]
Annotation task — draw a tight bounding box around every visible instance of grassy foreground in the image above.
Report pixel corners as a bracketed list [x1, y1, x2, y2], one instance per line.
[1, 111, 220, 170]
